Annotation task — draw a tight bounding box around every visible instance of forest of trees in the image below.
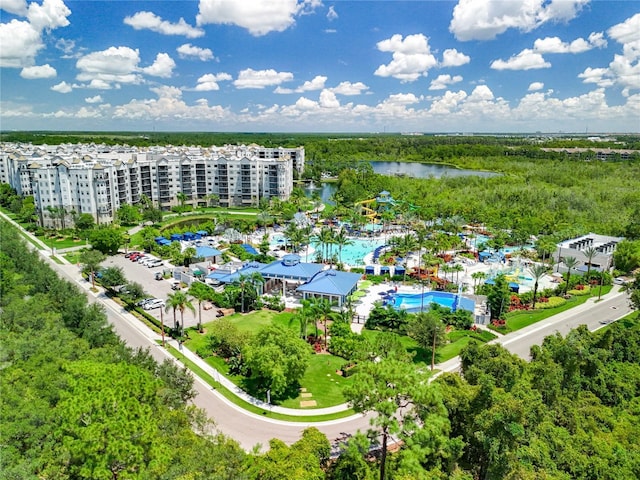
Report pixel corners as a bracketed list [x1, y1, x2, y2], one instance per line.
[2, 221, 639, 479]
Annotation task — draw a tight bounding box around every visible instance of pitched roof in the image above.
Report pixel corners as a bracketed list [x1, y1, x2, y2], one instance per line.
[259, 255, 324, 281]
[296, 269, 362, 296]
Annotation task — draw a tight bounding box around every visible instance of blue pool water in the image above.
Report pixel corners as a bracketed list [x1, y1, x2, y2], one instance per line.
[387, 291, 475, 314]
[270, 235, 385, 266]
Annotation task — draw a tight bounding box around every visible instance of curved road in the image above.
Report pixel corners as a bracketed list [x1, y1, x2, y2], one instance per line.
[8, 211, 631, 452]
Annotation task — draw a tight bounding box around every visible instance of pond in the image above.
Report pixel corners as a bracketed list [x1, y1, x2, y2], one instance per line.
[303, 160, 498, 203]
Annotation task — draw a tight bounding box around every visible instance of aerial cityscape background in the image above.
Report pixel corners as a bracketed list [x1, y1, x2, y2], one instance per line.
[1, 0, 639, 133]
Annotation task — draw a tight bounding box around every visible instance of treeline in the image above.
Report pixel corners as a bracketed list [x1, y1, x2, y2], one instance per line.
[0, 224, 250, 479]
[332, 154, 640, 239]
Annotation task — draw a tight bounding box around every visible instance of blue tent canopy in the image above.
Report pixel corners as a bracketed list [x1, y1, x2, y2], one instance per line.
[380, 266, 390, 274]
[365, 266, 375, 275]
[196, 245, 222, 258]
[170, 233, 183, 241]
[196, 230, 208, 236]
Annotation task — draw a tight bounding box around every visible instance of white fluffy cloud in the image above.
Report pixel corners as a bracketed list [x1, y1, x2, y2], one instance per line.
[177, 43, 214, 61]
[327, 6, 338, 21]
[196, 0, 321, 36]
[440, 48, 470, 67]
[330, 81, 369, 96]
[76, 47, 143, 87]
[1, 0, 27, 15]
[528, 82, 544, 91]
[275, 75, 326, 93]
[577, 14, 640, 92]
[374, 34, 438, 82]
[0, 0, 71, 68]
[193, 72, 232, 91]
[429, 74, 463, 90]
[319, 89, 340, 108]
[76, 47, 175, 87]
[234, 68, 293, 89]
[85, 95, 103, 103]
[124, 11, 204, 38]
[20, 63, 56, 78]
[51, 80, 72, 93]
[491, 49, 551, 70]
[450, 0, 589, 41]
[608, 13, 640, 59]
[534, 32, 607, 54]
[142, 53, 176, 78]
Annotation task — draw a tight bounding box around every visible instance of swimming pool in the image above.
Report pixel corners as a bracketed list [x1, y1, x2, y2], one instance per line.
[386, 291, 475, 314]
[270, 235, 385, 266]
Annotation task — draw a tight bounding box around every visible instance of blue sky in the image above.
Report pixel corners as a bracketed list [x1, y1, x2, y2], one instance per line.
[1, 0, 639, 133]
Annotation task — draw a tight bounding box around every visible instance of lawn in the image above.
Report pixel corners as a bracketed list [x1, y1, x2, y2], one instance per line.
[493, 285, 615, 334]
[183, 309, 345, 408]
[361, 327, 496, 367]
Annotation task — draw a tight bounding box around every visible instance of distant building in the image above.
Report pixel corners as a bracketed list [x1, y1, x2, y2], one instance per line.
[555, 233, 624, 272]
[541, 147, 639, 161]
[0, 143, 304, 226]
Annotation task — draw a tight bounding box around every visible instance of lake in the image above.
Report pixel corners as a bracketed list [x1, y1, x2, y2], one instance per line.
[304, 160, 498, 203]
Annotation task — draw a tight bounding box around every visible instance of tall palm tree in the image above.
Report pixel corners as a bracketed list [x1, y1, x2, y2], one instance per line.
[583, 246, 598, 279]
[290, 299, 316, 339]
[310, 297, 338, 351]
[528, 264, 548, 309]
[165, 291, 182, 330]
[188, 281, 213, 333]
[471, 271, 487, 294]
[233, 272, 265, 313]
[333, 228, 353, 265]
[563, 256, 579, 295]
[173, 290, 195, 338]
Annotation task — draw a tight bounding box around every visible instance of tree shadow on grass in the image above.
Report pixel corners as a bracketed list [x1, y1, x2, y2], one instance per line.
[240, 377, 302, 405]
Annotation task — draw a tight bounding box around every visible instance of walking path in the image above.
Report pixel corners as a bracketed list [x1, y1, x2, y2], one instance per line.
[1, 210, 631, 419]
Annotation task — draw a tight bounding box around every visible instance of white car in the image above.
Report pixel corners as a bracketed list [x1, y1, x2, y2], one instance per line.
[147, 259, 163, 268]
[139, 256, 158, 266]
[143, 299, 165, 310]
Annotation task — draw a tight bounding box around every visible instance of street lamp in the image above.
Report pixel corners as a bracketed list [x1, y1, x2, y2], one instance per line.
[160, 305, 165, 347]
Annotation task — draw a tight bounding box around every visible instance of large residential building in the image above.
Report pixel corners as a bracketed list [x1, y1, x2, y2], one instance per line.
[554, 233, 624, 273]
[0, 143, 304, 226]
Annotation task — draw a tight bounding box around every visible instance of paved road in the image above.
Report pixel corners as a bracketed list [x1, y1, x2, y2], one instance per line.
[5, 212, 633, 452]
[48, 261, 372, 452]
[499, 289, 631, 359]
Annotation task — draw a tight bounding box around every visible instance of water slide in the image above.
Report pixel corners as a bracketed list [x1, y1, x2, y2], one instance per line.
[355, 198, 379, 221]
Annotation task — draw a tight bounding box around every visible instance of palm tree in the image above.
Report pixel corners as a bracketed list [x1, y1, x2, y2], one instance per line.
[233, 272, 265, 313]
[176, 191, 188, 212]
[165, 291, 182, 331]
[183, 246, 197, 267]
[290, 299, 316, 339]
[452, 263, 464, 285]
[333, 228, 353, 265]
[563, 256, 579, 295]
[170, 290, 195, 338]
[528, 264, 548, 309]
[310, 297, 338, 351]
[583, 246, 598, 279]
[188, 281, 213, 333]
[471, 271, 487, 294]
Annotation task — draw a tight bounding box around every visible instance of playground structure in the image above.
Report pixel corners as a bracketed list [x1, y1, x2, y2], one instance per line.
[355, 198, 379, 222]
[409, 266, 449, 288]
[354, 190, 399, 223]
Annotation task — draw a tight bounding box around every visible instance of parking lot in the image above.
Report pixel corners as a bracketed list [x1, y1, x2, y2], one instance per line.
[105, 253, 224, 330]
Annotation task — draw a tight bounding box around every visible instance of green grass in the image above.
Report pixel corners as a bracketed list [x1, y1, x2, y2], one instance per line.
[37, 234, 87, 249]
[277, 355, 351, 409]
[361, 327, 495, 366]
[184, 310, 344, 408]
[167, 346, 356, 422]
[493, 285, 615, 333]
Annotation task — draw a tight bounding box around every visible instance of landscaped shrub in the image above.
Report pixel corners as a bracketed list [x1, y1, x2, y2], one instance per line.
[262, 295, 285, 311]
[536, 296, 566, 309]
[569, 285, 591, 296]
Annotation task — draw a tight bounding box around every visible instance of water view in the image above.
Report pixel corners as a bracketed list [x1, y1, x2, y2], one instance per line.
[303, 160, 499, 203]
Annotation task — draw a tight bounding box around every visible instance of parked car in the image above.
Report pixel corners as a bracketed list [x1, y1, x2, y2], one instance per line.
[154, 272, 163, 281]
[124, 251, 139, 259]
[171, 281, 181, 290]
[143, 299, 165, 310]
[136, 297, 154, 307]
[147, 259, 163, 268]
[130, 253, 143, 261]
